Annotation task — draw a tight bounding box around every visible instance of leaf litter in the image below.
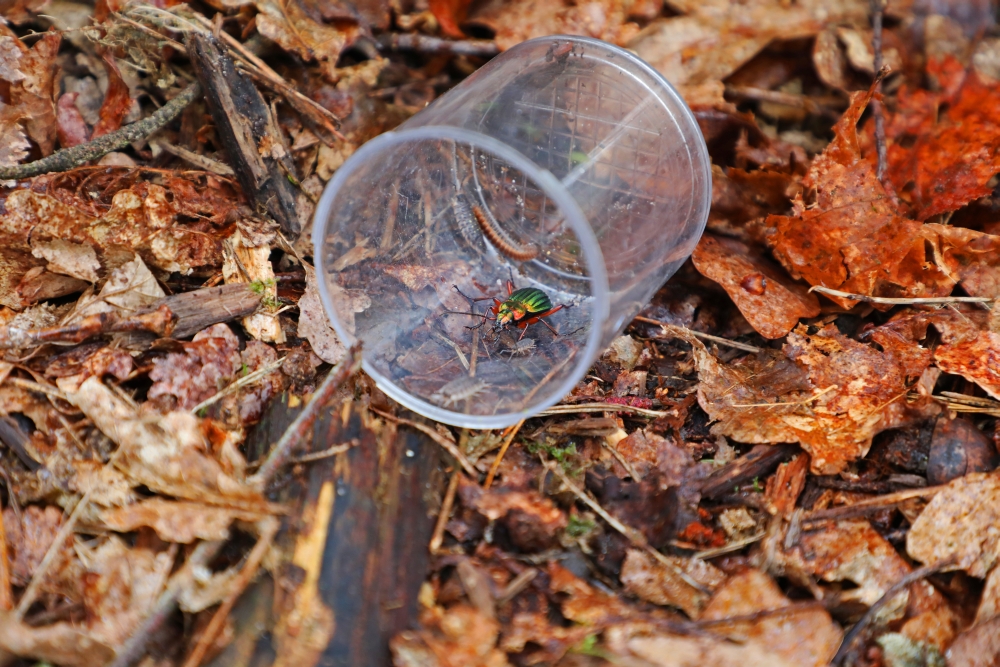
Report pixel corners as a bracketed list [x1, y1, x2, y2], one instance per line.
[0, 1, 998, 666]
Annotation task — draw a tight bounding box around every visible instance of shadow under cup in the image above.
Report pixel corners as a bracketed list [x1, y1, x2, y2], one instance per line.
[313, 35, 711, 429]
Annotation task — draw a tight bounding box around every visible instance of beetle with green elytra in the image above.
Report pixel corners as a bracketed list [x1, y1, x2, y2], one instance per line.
[449, 278, 567, 343]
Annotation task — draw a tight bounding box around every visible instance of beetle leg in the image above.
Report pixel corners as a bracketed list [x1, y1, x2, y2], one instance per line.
[539, 318, 560, 336]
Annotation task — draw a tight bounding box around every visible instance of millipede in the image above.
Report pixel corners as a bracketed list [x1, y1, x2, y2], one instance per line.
[471, 204, 540, 262]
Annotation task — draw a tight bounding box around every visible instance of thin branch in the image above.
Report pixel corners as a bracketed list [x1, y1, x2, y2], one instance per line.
[833, 557, 956, 666]
[634, 316, 763, 353]
[376, 33, 500, 57]
[248, 346, 362, 488]
[871, 0, 889, 184]
[429, 471, 461, 554]
[809, 285, 993, 304]
[484, 419, 524, 489]
[802, 485, 944, 528]
[0, 83, 201, 181]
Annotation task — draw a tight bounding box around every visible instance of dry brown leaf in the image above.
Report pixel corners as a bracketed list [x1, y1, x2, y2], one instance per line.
[30, 238, 100, 283]
[947, 616, 1000, 667]
[101, 498, 267, 543]
[2, 27, 60, 156]
[2, 505, 66, 586]
[56, 91, 89, 148]
[255, 0, 358, 74]
[627, 0, 868, 108]
[222, 227, 284, 343]
[70, 254, 163, 324]
[79, 536, 172, 646]
[464, 484, 567, 552]
[768, 84, 955, 309]
[0, 103, 30, 181]
[692, 324, 935, 474]
[975, 566, 1000, 625]
[0, 186, 225, 275]
[699, 569, 842, 667]
[65, 375, 267, 506]
[691, 234, 820, 339]
[91, 54, 132, 139]
[149, 323, 241, 410]
[934, 331, 1000, 400]
[907, 472, 1000, 578]
[620, 548, 725, 617]
[0, 612, 114, 667]
[299, 265, 347, 364]
[392, 604, 510, 667]
[469, 0, 637, 53]
[604, 624, 800, 667]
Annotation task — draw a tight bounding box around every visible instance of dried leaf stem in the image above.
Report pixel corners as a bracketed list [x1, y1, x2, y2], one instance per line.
[0, 82, 201, 181]
[809, 285, 992, 304]
[634, 316, 763, 353]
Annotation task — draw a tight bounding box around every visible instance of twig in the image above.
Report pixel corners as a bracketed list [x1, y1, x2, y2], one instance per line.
[802, 485, 944, 528]
[8, 377, 71, 404]
[871, 0, 889, 184]
[484, 420, 524, 489]
[0, 82, 201, 181]
[287, 440, 357, 464]
[429, 470, 461, 554]
[693, 531, 765, 559]
[190, 357, 285, 415]
[249, 346, 362, 488]
[376, 33, 500, 57]
[634, 316, 763, 353]
[809, 285, 992, 305]
[369, 408, 478, 477]
[724, 85, 839, 116]
[543, 459, 711, 595]
[0, 507, 12, 611]
[180, 517, 278, 667]
[832, 557, 956, 666]
[154, 140, 235, 176]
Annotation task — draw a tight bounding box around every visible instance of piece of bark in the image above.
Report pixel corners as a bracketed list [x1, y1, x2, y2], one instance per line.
[187, 33, 301, 237]
[241, 396, 444, 666]
[145, 283, 261, 339]
[699, 444, 800, 499]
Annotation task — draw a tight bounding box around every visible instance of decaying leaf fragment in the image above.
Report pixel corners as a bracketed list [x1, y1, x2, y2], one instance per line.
[222, 224, 285, 343]
[768, 83, 952, 308]
[699, 569, 842, 667]
[691, 324, 936, 473]
[908, 472, 1000, 578]
[101, 497, 269, 543]
[64, 375, 269, 507]
[148, 323, 241, 410]
[692, 234, 819, 339]
[620, 548, 724, 617]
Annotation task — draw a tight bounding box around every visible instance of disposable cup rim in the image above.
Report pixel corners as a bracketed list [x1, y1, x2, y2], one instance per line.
[312, 124, 610, 429]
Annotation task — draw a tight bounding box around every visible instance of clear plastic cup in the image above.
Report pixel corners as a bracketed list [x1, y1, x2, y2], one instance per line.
[313, 35, 711, 429]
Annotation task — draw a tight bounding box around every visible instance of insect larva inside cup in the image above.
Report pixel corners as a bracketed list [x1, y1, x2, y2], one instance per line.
[471, 205, 539, 262]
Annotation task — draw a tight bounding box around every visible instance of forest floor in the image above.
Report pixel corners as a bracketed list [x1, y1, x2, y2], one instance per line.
[1, 0, 1000, 666]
